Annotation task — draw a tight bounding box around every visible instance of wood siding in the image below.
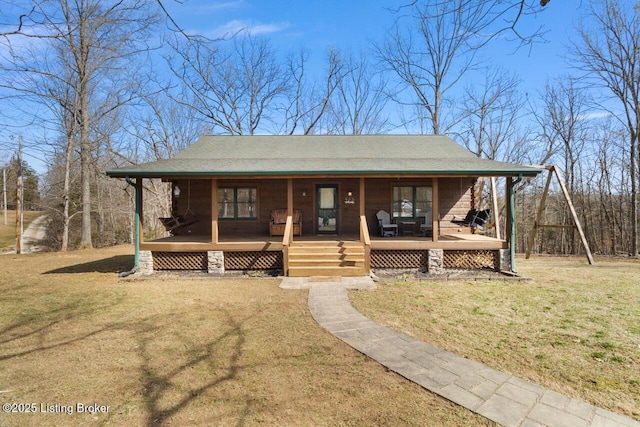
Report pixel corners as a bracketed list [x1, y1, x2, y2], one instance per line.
[164, 176, 474, 240]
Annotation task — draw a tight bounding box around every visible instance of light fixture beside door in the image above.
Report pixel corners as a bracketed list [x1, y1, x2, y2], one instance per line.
[344, 190, 355, 205]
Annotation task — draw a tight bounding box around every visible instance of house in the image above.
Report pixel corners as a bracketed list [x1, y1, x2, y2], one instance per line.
[106, 135, 542, 276]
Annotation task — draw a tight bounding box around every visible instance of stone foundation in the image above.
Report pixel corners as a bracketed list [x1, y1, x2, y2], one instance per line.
[138, 250, 153, 274]
[498, 249, 511, 272]
[427, 249, 443, 273]
[207, 251, 225, 274]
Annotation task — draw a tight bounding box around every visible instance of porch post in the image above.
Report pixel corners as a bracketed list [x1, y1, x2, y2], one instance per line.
[137, 178, 144, 246]
[432, 178, 439, 242]
[211, 178, 218, 244]
[507, 176, 516, 273]
[125, 176, 141, 269]
[359, 177, 365, 216]
[490, 177, 501, 240]
[287, 178, 293, 215]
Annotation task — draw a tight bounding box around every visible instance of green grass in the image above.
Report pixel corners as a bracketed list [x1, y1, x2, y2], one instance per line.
[350, 255, 640, 421]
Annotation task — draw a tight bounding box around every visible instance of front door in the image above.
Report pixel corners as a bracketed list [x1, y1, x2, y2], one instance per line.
[316, 184, 338, 234]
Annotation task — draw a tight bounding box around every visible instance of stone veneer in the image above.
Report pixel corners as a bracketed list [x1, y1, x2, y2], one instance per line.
[427, 249, 443, 273]
[138, 250, 153, 274]
[498, 249, 511, 272]
[207, 251, 225, 274]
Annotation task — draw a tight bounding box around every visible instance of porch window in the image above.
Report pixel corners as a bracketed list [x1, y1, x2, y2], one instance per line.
[218, 187, 257, 219]
[392, 186, 432, 218]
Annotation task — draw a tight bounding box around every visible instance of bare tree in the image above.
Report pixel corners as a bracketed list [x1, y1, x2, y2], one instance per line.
[460, 67, 525, 161]
[378, 0, 546, 134]
[537, 78, 591, 194]
[1, 0, 160, 249]
[169, 32, 289, 135]
[278, 48, 347, 135]
[571, 0, 640, 255]
[535, 78, 592, 254]
[326, 52, 391, 135]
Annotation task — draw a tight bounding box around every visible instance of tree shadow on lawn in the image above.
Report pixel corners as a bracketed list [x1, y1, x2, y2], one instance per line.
[0, 295, 257, 425]
[44, 255, 134, 274]
[135, 308, 257, 427]
[0, 292, 127, 360]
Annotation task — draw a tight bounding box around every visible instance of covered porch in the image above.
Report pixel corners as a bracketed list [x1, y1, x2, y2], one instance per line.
[107, 135, 540, 276]
[136, 176, 512, 275]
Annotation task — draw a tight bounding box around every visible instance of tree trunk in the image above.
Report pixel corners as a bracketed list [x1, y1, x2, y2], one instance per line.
[61, 134, 73, 252]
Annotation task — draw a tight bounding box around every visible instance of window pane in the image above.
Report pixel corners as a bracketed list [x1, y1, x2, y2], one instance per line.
[218, 188, 235, 218]
[393, 186, 413, 217]
[415, 186, 432, 218]
[415, 186, 432, 202]
[237, 188, 257, 218]
[393, 186, 432, 218]
[217, 187, 257, 219]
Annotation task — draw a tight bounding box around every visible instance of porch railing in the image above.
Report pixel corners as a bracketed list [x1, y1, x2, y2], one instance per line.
[282, 215, 294, 276]
[359, 215, 371, 272]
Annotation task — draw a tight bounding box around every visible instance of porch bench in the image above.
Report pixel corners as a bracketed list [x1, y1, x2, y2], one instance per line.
[269, 209, 302, 236]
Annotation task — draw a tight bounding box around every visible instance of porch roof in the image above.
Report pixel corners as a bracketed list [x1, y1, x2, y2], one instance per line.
[106, 135, 543, 178]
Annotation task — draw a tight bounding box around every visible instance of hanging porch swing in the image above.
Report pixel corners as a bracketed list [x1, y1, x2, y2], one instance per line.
[159, 180, 198, 233]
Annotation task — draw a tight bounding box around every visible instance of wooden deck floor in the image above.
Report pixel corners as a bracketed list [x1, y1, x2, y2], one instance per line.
[141, 232, 507, 251]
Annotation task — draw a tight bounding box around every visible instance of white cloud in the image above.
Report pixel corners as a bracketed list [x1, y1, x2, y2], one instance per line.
[202, 1, 245, 12]
[578, 111, 612, 121]
[205, 19, 290, 38]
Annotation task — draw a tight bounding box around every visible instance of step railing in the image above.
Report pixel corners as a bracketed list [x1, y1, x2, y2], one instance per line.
[359, 215, 371, 272]
[282, 215, 294, 276]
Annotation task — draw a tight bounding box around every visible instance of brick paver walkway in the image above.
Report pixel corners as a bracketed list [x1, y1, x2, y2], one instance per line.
[296, 278, 639, 427]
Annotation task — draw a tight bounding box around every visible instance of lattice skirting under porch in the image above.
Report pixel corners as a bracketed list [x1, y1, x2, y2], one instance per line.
[442, 250, 497, 269]
[153, 251, 208, 270]
[371, 249, 498, 270]
[371, 250, 428, 268]
[224, 251, 283, 270]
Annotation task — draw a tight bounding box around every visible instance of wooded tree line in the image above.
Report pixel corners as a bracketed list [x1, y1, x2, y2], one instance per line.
[0, 0, 638, 257]
[1, 156, 40, 211]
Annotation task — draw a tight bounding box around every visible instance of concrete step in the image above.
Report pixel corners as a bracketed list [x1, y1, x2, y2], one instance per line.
[289, 258, 365, 267]
[288, 266, 369, 277]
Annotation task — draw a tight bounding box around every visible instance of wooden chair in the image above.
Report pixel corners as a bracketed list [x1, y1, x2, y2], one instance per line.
[420, 209, 433, 237]
[376, 210, 398, 237]
[269, 209, 302, 236]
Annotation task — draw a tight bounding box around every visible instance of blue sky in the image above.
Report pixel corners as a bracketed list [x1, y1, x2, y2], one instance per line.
[165, 0, 584, 95]
[0, 1, 588, 173]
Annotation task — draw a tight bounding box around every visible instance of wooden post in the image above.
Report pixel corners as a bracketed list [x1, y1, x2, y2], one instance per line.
[526, 168, 553, 259]
[287, 178, 294, 216]
[211, 178, 218, 244]
[552, 166, 594, 265]
[3, 168, 6, 226]
[432, 178, 439, 242]
[525, 166, 594, 265]
[359, 177, 365, 217]
[490, 177, 501, 240]
[15, 137, 23, 254]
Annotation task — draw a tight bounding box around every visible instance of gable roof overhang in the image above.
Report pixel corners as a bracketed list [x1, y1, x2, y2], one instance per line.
[106, 135, 543, 179]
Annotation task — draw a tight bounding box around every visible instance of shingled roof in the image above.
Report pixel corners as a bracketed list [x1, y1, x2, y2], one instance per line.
[106, 135, 542, 178]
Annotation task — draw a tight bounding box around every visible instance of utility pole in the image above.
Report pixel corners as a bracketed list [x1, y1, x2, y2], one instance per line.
[15, 137, 22, 255]
[2, 167, 6, 226]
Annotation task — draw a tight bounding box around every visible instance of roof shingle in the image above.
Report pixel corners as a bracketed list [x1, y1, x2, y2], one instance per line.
[106, 135, 542, 178]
